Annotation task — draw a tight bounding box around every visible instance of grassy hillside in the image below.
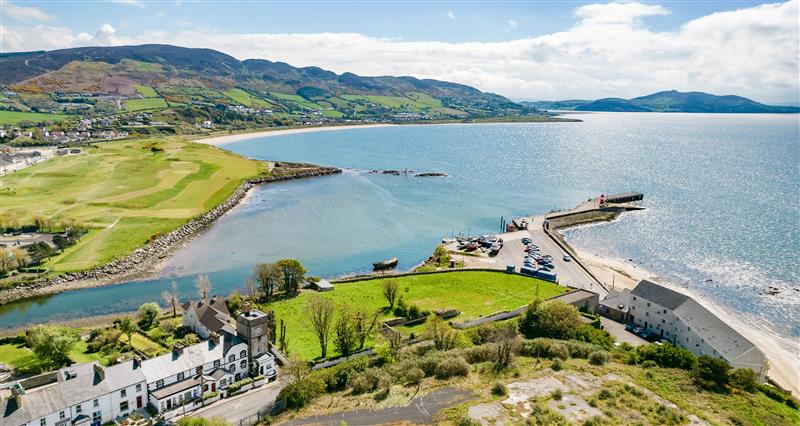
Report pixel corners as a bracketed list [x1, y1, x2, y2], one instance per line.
[0, 138, 266, 272]
[262, 271, 565, 360]
[0, 110, 70, 125]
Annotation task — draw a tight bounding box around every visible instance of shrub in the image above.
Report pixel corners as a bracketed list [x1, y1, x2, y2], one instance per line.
[642, 360, 657, 369]
[394, 297, 408, 317]
[550, 343, 570, 360]
[729, 368, 757, 392]
[457, 416, 482, 426]
[464, 344, 495, 364]
[582, 415, 605, 426]
[491, 382, 508, 396]
[635, 343, 696, 370]
[529, 405, 569, 425]
[350, 369, 382, 394]
[322, 357, 369, 391]
[434, 357, 470, 379]
[407, 304, 421, 320]
[551, 389, 563, 401]
[598, 389, 613, 400]
[419, 353, 442, 377]
[693, 355, 731, 391]
[519, 299, 581, 340]
[575, 324, 615, 349]
[404, 367, 425, 385]
[588, 351, 608, 366]
[278, 376, 325, 409]
[551, 359, 563, 371]
[201, 391, 218, 401]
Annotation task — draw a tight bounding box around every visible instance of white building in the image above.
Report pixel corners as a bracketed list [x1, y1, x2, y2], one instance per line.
[629, 280, 767, 381]
[181, 296, 233, 339]
[1, 359, 147, 426]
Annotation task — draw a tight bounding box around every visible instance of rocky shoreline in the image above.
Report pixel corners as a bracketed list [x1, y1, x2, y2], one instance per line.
[0, 166, 342, 304]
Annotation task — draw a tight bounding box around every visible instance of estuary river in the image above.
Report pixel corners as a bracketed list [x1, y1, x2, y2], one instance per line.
[1, 113, 798, 343]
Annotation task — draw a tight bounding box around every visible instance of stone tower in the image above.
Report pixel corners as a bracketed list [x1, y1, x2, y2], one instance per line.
[236, 303, 271, 359]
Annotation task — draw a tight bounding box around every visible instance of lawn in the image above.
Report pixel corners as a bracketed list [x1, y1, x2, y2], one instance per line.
[339, 93, 442, 111]
[1, 138, 267, 274]
[263, 271, 565, 360]
[0, 110, 70, 125]
[135, 85, 159, 98]
[124, 97, 168, 111]
[0, 338, 104, 374]
[267, 92, 325, 110]
[223, 88, 274, 108]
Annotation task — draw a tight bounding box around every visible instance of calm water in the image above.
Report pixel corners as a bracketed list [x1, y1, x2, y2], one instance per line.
[1, 114, 798, 339]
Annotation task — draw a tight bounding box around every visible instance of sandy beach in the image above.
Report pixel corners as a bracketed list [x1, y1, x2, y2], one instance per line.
[572, 244, 799, 395]
[197, 123, 397, 146]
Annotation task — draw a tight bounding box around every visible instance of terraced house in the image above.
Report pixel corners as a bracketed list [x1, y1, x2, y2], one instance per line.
[1, 307, 278, 425]
[628, 280, 767, 381]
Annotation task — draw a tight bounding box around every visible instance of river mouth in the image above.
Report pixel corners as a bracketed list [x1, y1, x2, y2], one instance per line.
[1, 116, 798, 342]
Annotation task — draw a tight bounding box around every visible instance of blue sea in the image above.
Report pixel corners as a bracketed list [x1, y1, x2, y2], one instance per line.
[1, 113, 798, 341]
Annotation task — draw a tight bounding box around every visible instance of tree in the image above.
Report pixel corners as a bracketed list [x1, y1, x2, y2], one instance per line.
[12, 248, 31, 269]
[0, 248, 14, 273]
[33, 215, 48, 232]
[285, 356, 311, 385]
[226, 291, 244, 315]
[196, 274, 212, 300]
[693, 355, 731, 391]
[137, 302, 160, 329]
[493, 322, 518, 371]
[119, 316, 138, 350]
[352, 308, 381, 350]
[382, 279, 399, 309]
[275, 259, 306, 296]
[334, 305, 358, 356]
[253, 263, 281, 301]
[519, 299, 581, 340]
[161, 281, 180, 318]
[26, 326, 77, 369]
[427, 316, 459, 350]
[306, 295, 335, 358]
[52, 234, 70, 251]
[245, 278, 261, 301]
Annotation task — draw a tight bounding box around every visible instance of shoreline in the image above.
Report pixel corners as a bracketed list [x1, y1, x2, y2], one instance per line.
[0, 166, 342, 305]
[563, 233, 800, 396]
[197, 123, 398, 146]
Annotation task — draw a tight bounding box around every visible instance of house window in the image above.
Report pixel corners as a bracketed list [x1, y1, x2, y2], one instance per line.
[228, 354, 235, 362]
[59, 411, 65, 420]
[92, 412, 101, 423]
[120, 401, 129, 412]
[196, 366, 203, 375]
[645, 312, 649, 317]
[229, 364, 235, 373]
[93, 399, 98, 408]
[240, 360, 247, 369]
[157, 379, 164, 388]
[121, 389, 127, 398]
[646, 302, 651, 307]
[136, 384, 142, 392]
[240, 350, 246, 359]
[40, 419, 46, 426]
[213, 360, 220, 368]
[75, 404, 82, 414]
[177, 372, 185, 381]
[662, 319, 665, 324]
[632, 297, 637, 301]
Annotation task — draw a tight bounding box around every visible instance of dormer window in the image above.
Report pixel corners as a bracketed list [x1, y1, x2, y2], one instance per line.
[240, 350, 246, 359]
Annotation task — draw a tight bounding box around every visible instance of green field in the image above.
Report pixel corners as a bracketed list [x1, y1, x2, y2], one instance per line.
[267, 92, 325, 110]
[340, 92, 442, 111]
[263, 271, 565, 360]
[0, 110, 69, 125]
[1, 138, 266, 273]
[223, 88, 274, 108]
[0, 338, 103, 374]
[135, 85, 159, 98]
[124, 97, 168, 111]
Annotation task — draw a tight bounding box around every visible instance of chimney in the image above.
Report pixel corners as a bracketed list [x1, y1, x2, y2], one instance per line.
[210, 332, 221, 345]
[243, 302, 251, 316]
[10, 383, 25, 408]
[93, 364, 105, 381]
[133, 356, 142, 369]
[172, 342, 185, 355]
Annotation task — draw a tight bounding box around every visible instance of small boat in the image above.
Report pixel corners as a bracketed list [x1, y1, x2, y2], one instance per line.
[373, 256, 399, 271]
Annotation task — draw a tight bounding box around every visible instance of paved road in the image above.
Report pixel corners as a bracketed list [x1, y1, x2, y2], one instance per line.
[184, 378, 285, 425]
[283, 387, 474, 425]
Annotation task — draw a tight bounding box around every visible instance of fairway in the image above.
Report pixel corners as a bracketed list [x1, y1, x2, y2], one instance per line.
[0, 110, 69, 125]
[1, 138, 266, 274]
[263, 271, 566, 360]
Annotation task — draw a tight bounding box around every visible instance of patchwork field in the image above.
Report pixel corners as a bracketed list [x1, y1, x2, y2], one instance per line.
[1, 138, 266, 273]
[223, 88, 274, 108]
[263, 271, 565, 360]
[0, 110, 70, 125]
[124, 97, 168, 111]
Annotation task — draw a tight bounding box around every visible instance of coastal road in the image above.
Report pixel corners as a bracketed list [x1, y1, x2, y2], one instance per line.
[182, 377, 286, 425]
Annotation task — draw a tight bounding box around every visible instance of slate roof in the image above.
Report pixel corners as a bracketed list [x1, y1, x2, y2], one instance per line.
[600, 289, 631, 312]
[673, 299, 761, 362]
[181, 296, 232, 335]
[631, 279, 690, 310]
[2, 360, 145, 425]
[139, 331, 243, 384]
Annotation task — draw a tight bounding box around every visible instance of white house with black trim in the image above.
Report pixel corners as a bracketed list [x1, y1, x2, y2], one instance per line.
[628, 280, 767, 381]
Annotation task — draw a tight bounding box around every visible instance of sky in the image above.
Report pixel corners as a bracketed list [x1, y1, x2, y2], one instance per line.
[1, 0, 798, 104]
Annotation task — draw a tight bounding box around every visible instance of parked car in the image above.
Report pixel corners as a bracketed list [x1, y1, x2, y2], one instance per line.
[625, 323, 636, 332]
[563, 254, 572, 262]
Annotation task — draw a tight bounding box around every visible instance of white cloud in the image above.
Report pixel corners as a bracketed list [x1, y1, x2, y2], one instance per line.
[109, 0, 145, 8]
[1, 0, 55, 21]
[507, 19, 518, 30]
[447, 10, 456, 20]
[1, 1, 797, 104]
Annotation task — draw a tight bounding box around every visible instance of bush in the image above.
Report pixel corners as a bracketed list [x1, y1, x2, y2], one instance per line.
[575, 324, 615, 349]
[350, 369, 382, 394]
[582, 415, 605, 426]
[551, 359, 563, 371]
[551, 389, 563, 401]
[434, 357, 470, 379]
[635, 343, 696, 370]
[137, 303, 160, 329]
[404, 367, 425, 385]
[588, 351, 608, 366]
[322, 357, 369, 392]
[278, 376, 325, 409]
[407, 304, 422, 320]
[642, 360, 657, 369]
[517, 338, 602, 360]
[491, 382, 508, 396]
[598, 389, 613, 400]
[464, 344, 495, 364]
[519, 299, 581, 340]
[729, 368, 757, 392]
[529, 405, 569, 425]
[201, 391, 218, 401]
[693, 355, 731, 391]
[550, 343, 570, 360]
[457, 417, 481, 426]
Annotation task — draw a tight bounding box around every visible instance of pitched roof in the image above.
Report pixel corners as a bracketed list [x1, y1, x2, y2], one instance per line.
[631, 280, 690, 310]
[600, 289, 630, 312]
[2, 360, 145, 425]
[673, 299, 761, 362]
[182, 296, 232, 334]
[139, 332, 243, 384]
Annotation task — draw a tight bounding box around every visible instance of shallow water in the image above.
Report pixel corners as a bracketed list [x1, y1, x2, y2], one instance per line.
[1, 113, 797, 338]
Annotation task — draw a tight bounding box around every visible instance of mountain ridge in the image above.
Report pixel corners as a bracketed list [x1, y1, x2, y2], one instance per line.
[524, 90, 799, 113]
